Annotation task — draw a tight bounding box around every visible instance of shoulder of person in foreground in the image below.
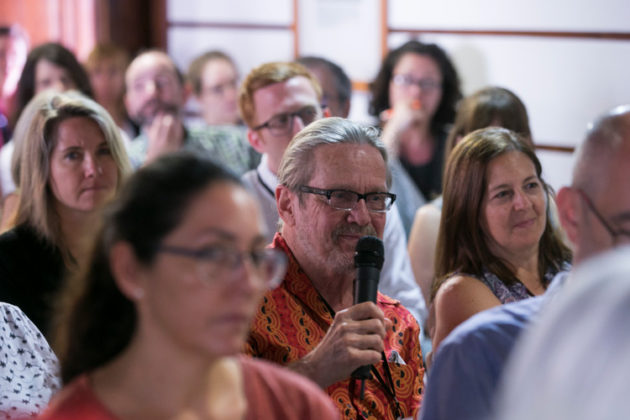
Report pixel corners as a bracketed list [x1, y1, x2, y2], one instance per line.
[0, 302, 61, 418]
[240, 355, 340, 419]
[419, 296, 545, 420]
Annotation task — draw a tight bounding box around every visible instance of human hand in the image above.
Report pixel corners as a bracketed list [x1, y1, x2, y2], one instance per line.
[145, 112, 185, 164]
[290, 302, 391, 388]
[380, 100, 426, 155]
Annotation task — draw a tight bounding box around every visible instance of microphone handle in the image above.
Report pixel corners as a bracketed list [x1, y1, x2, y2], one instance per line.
[351, 264, 380, 382]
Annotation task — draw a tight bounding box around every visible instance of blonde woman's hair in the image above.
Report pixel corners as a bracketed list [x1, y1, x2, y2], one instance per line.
[10, 90, 131, 262]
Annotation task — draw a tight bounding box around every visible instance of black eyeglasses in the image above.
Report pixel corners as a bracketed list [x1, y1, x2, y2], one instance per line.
[157, 245, 287, 288]
[253, 106, 320, 136]
[577, 188, 630, 243]
[391, 74, 441, 91]
[299, 186, 396, 213]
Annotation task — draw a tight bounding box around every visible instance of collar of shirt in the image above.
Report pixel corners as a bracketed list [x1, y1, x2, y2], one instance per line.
[257, 154, 278, 192]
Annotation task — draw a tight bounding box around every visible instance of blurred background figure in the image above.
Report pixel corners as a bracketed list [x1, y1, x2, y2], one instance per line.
[409, 86, 533, 313]
[125, 50, 258, 174]
[0, 90, 130, 339]
[188, 50, 241, 126]
[430, 128, 571, 352]
[85, 43, 138, 141]
[494, 246, 630, 420]
[0, 42, 93, 229]
[43, 152, 338, 419]
[296, 55, 351, 118]
[370, 40, 462, 235]
[0, 24, 28, 144]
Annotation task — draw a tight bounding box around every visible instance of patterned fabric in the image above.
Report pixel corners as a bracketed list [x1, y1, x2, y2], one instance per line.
[466, 266, 563, 304]
[0, 303, 60, 419]
[39, 357, 340, 420]
[127, 124, 260, 175]
[246, 234, 424, 420]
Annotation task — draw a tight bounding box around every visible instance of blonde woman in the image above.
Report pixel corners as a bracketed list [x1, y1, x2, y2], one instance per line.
[0, 90, 130, 338]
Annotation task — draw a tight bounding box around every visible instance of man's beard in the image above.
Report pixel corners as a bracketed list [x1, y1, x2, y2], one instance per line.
[131, 99, 180, 127]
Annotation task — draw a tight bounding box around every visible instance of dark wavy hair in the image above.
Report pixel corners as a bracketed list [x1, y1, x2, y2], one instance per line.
[369, 40, 461, 135]
[54, 152, 243, 384]
[432, 127, 571, 300]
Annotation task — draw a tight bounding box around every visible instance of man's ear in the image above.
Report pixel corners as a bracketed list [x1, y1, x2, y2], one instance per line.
[110, 241, 146, 301]
[247, 129, 266, 154]
[276, 185, 296, 227]
[556, 187, 579, 246]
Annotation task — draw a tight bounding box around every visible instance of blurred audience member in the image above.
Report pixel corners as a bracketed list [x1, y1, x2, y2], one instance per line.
[85, 43, 137, 140]
[431, 128, 571, 352]
[0, 24, 28, 143]
[0, 42, 93, 229]
[125, 50, 258, 174]
[247, 117, 424, 420]
[370, 40, 462, 234]
[297, 56, 351, 118]
[493, 246, 630, 420]
[188, 50, 241, 126]
[43, 152, 339, 419]
[0, 90, 131, 338]
[0, 302, 60, 418]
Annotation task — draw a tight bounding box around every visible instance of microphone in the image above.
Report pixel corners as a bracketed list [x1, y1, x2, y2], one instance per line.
[351, 235, 384, 398]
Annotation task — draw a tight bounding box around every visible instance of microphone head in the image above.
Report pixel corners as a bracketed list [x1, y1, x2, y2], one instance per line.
[354, 235, 384, 269]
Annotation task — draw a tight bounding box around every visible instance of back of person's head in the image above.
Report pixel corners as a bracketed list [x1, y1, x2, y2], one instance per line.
[10, 90, 130, 248]
[296, 56, 351, 115]
[238, 61, 321, 128]
[187, 50, 236, 96]
[12, 42, 92, 128]
[434, 127, 570, 298]
[278, 117, 390, 193]
[572, 105, 630, 195]
[55, 152, 243, 384]
[369, 40, 461, 132]
[445, 86, 532, 159]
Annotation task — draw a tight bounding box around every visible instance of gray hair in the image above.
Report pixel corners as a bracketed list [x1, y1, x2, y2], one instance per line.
[277, 117, 391, 192]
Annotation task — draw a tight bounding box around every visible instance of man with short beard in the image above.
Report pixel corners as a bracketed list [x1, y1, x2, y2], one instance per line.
[124, 50, 258, 174]
[246, 117, 423, 420]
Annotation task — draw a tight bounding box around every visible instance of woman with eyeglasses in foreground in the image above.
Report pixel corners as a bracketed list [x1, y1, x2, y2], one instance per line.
[430, 128, 571, 353]
[42, 152, 339, 419]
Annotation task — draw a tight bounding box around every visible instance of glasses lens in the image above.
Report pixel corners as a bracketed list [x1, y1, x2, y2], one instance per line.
[329, 190, 359, 210]
[257, 249, 287, 289]
[365, 193, 391, 211]
[297, 107, 317, 125]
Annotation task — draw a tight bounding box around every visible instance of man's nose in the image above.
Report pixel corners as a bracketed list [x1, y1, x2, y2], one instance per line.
[347, 198, 372, 226]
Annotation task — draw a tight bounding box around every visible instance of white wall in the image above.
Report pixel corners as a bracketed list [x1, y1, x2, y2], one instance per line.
[166, 0, 630, 190]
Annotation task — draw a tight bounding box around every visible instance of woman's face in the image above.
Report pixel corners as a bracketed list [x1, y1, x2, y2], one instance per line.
[88, 57, 126, 105]
[35, 59, 77, 94]
[481, 151, 547, 260]
[48, 117, 119, 215]
[137, 182, 269, 358]
[389, 52, 443, 119]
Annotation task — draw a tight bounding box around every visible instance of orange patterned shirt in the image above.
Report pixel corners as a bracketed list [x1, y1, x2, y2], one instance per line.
[246, 234, 424, 419]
